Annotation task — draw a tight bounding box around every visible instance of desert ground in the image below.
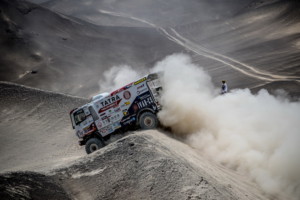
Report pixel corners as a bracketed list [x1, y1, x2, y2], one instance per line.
[0, 0, 299, 199]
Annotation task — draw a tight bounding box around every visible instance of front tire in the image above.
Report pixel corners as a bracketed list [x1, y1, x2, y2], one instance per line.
[85, 138, 105, 154]
[139, 112, 158, 130]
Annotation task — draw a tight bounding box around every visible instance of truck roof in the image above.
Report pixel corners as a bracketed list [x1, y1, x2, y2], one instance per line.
[91, 92, 109, 101]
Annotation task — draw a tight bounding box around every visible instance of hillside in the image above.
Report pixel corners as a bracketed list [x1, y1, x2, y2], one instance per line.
[0, 0, 184, 97]
[1, 0, 299, 98]
[0, 130, 269, 200]
[37, 0, 300, 95]
[174, 0, 300, 90]
[0, 82, 87, 172]
[41, 0, 253, 27]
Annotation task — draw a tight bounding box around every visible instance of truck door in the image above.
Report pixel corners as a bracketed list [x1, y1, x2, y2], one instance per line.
[73, 107, 94, 138]
[88, 106, 101, 130]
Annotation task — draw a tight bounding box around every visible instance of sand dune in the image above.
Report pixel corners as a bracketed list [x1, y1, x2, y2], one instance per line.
[0, 127, 269, 200]
[0, 82, 87, 172]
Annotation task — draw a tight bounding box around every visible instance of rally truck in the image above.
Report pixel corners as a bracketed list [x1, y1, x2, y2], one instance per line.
[69, 73, 162, 154]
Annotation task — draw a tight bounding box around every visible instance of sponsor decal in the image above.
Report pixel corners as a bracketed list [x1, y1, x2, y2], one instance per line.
[100, 129, 107, 134]
[101, 116, 110, 121]
[100, 126, 114, 135]
[124, 101, 130, 105]
[110, 83, 133, 96]
[83, 123, 97, 135]
[100, 127, 108, 134]
[137, 84, 145, 90]
[134, 77, 147, 85]
[137, 88, 148, 95]
[139, 93, 151, 101]
[110, 114, 121, 121]
[122, 109, 128, 116]
[137, 96, 154, 109]
[100, 95, 121, 107]
[114, 107, 121, 112]
[123, 91, 131, 100]
[97, 121, 102, 128]
[124, 83, 133, 89]
[101, 116, 111, 126]
[103, 120, 109, 126]
[99, 95, 122, 113]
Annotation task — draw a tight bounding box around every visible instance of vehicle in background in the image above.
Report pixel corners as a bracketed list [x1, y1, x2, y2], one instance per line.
[69, 73, 162, 154]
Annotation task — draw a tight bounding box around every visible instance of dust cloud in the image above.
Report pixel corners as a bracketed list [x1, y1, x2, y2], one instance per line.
[100, 54, 300, 199]
[98, 65, 145, 93]
[152, 54, 300, 199]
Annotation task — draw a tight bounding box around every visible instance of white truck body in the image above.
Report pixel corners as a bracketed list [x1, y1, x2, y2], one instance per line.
[70, 73, 162, 152]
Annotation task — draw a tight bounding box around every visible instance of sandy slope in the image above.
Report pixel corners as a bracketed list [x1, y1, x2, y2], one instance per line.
[0, 0, 184, 97]
[0, 82, 87, 172]
[0, 129, 269, 200]
[41, 0, 253, 27]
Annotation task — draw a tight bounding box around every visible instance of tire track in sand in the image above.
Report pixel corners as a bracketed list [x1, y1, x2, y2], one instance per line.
[168, 28, 300, 82]
[98, 9, 300, 82]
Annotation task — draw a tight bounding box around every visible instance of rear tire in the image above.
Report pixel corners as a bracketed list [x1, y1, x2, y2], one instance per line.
[85, 138, 105, 154]
[139, 112, 158, 130]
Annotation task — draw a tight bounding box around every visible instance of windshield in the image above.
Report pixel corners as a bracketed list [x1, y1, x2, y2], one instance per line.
[73, 109, 86, 125]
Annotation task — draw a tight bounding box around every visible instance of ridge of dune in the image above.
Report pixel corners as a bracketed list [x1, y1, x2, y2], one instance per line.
[0, 131, 269, 200]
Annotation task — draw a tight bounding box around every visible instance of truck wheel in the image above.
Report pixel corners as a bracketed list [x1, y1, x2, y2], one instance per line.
[139, 112, 158, 130]
[85, 138, 104, 154]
